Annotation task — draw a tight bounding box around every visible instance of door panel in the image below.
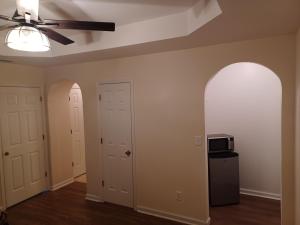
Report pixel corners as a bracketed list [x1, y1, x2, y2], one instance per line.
[8, 112, 22, 145]
[73, 140, 81, 167]
[25, 110, 39, 142]
[29, 151, 41, 183]
[100, 82, 133, 207]
[69, 86, 86, 177]
[6, 95, 18, 105]
[11, 155, 25, 190]
[0, 87, 46, 207]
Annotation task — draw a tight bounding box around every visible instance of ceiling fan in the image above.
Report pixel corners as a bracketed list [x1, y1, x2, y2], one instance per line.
[0, 0, 116, 52]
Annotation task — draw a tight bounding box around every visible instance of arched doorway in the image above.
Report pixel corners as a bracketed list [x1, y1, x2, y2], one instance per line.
[205, 62, 282, 224]
[47, 80, 87, 191]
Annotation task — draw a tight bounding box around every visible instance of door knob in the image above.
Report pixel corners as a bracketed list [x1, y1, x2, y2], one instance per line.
[125, 150, 131, 157]
[4, 152, 9, 156]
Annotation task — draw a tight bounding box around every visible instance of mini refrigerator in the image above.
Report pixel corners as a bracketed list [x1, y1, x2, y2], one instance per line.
[208, 152, 240, 206]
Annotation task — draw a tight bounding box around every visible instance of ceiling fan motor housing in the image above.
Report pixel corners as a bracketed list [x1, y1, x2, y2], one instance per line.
[16, 0, 39, 21]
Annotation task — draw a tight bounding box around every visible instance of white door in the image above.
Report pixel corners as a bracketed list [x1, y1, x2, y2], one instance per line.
[0, 87, 46, 207]
[99, 82, 133, 207]
[69, 85, 86, 177]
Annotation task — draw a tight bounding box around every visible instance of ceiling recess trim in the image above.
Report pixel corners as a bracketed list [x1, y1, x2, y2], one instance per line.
[0, 0, 222, 58]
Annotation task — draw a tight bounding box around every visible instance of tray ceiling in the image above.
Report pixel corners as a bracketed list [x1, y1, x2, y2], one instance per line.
[0, 0, 221, 59]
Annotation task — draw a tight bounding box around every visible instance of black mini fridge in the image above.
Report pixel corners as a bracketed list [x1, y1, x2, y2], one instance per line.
[208, 152, 240, 206]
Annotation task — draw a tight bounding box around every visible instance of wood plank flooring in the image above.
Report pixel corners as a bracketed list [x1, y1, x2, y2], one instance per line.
[210, 195, 281, 225]
[7, 182, 180, 225]
[6, 182, 281, 225]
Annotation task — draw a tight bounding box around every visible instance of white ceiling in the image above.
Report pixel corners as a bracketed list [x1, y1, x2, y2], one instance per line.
[0, 0, 198, 41]
[50, 0, 199, 25]
[0, 0, 221, 59]
[0, 0, 300, 65]
[1, 0, 199, 24]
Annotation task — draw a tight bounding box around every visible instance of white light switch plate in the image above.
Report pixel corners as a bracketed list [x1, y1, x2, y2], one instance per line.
[194, 136, 202, 146]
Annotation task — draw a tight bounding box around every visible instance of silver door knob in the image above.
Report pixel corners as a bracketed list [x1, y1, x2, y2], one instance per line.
[125, 150, 131, 157]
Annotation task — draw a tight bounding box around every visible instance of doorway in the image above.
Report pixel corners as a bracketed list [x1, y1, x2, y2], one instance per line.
[0, 87, 47, 207]
[69, 84, 86, 180]
[205, 63, 282, 224]
[98, 82, 134, 208]
[47, 81, 87, 191]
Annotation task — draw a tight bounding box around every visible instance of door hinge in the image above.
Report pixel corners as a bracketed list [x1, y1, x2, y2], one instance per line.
[40, 96, 43, 102]
[42, 134, 45, 140]
[99, 94, 102, 101]
[101, 138, 103, 144]
[69, 96, 71, 101]
[72, 162, 74, 167]
[102, 180, 104, 187]
[71, 129, 73, 135]
[45, 171, 48, 177]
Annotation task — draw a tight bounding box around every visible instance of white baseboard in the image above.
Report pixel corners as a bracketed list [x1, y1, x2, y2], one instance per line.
[85, 193, 104, 203]
[206, 217, 211, 225]
[240, 188, 281, 200]
[50, 178, 74, 191]
[137, 206, 210, 225]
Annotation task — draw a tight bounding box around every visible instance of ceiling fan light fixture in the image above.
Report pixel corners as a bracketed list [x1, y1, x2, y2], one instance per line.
[16, 0, 39, 21]
[5, 26, 50, 52]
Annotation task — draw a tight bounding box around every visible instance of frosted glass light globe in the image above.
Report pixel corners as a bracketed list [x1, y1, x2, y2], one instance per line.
[5, 26, 50, 52]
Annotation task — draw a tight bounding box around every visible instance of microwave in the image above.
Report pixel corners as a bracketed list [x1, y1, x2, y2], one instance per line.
[207, 134, 234, 153]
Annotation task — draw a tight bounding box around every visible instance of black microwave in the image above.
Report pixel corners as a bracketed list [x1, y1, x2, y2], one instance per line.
[207, 134, 234, 153]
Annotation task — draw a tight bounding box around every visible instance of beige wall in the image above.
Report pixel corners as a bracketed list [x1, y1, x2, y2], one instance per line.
[295, 28, 300, 225]
[45, 35, 296, 224]
[0, 63, 44, 86]
[47, 80, 74, 187]
[0, 63, 45, 209]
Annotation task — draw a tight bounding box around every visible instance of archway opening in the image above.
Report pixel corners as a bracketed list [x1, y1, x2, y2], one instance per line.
[47, 80, 87, 192]
[205, 62, 282, 224]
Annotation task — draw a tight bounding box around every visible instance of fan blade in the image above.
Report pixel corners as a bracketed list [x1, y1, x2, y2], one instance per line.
[0, 25, 18, 31]
[38, 19, 115, 32]
[40, 1, 96, 44]
[16, 0, 39, 21]
[39, 28, 74, 45]
[0, 15, 13, 22]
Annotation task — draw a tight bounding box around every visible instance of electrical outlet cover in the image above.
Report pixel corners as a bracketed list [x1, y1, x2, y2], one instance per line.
[194, 136, 202, 146]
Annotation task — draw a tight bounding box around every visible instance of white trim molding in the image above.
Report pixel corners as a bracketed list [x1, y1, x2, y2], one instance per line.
[85, 193, 104, 203]
[240, 188, 281, 201]
[50, 178, 74, 191]
[137, 206, 210, 225]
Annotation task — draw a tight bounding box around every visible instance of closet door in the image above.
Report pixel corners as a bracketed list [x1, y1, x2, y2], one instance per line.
[99, 82, 133, 207]
[0, 87, 46, 207]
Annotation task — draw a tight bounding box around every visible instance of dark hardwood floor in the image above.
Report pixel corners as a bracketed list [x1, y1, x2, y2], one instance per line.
[7, 182, 180, 225]
[210, 195, 281, 225]
[6, 182, 281, 225]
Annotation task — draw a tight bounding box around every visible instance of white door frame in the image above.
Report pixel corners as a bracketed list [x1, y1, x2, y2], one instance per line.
[0, 85, 50, 210]
[97, 80, 137, 209]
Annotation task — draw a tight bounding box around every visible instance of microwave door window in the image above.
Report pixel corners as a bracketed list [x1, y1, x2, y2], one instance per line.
[210, 139, 227, 152]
